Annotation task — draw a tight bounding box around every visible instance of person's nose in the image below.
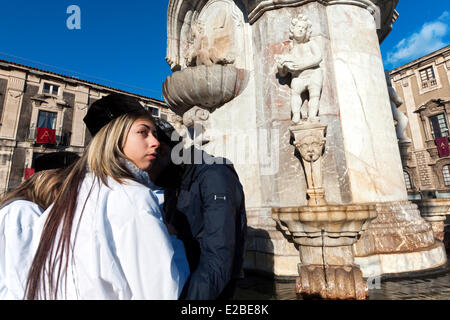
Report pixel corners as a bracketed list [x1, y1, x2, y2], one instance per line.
[149, 133, 160, 150]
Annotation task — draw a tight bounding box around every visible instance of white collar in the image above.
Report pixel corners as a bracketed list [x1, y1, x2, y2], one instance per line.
[121, 158, 162, 191]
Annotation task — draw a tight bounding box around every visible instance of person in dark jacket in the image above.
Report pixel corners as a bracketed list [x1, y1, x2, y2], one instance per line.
[153, 120, 247, 300]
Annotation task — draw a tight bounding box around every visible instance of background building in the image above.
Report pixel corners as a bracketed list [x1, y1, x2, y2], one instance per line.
[0, 59, 175, 195]
[390, 45, 450, 200]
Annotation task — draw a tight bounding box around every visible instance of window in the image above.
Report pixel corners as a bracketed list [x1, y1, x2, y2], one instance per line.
[443, 165, 450, 186]
[37, 110, 57, 129]
[155, 117, 173, 130]
[149, 107, 159, 117]
[160, 113, 168, 121]
[429, 113, 449, 139]
[419, 67, 437, 89]
[42, 82, 60, 96]
[403, 171, 412, 189]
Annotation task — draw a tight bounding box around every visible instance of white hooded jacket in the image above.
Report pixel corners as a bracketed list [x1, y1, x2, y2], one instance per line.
[28, 171, 190, 300]
[0, 200, 43, 300]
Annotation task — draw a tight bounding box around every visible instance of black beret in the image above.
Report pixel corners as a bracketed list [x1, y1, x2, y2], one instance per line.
[83, 93, 145, 136]
[34, 152, 80, 172]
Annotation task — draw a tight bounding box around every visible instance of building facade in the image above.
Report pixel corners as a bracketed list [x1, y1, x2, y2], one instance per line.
[0, 59, 175, 195]
[390, 45, 450, 200]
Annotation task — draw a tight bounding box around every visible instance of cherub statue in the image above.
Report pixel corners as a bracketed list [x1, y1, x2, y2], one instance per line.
[275, 15, 323, 123]
[385, 70, 411, 143]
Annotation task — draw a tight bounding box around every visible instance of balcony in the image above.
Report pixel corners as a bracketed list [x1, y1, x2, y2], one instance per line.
[426, 136, 450, 159]
[27, 126, 71, 148]
[422, 78, 437, 89]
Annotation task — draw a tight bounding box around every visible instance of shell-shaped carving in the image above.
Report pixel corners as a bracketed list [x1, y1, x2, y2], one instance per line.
[162, 65, 248, 115]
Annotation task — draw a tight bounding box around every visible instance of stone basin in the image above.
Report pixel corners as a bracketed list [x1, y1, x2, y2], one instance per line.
[415, 198, 450, 219]
[272, 204, 377, 246]
[162, 64, 249, 115]
[414, 198, 450, 241]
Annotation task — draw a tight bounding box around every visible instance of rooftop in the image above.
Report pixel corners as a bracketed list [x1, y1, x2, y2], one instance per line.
[0, 58, 167, 107]
[390, 45, 450, 75]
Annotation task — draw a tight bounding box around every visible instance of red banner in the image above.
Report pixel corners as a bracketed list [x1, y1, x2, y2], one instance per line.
[24, 168, 35, 180]
[36, 127, 56, 144]
[435, 137, 450, 158]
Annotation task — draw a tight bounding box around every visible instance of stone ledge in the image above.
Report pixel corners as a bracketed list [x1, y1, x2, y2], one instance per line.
[355, 242, 447, 278]
[244, 251, 300, 277]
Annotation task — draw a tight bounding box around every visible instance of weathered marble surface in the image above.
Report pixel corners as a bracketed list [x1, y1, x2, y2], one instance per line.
[353, 201, 436, 256]
[252, 3, 350, 208]
[297, 264, 368, 300]
[273, 202, 377, 299]
[327, 4, 407, 203]
[275, 14, 324, 123]
[414, 198, 450, 241]
[353, 201, 447, 277]
[273, 204, 377, 247]
[355, 243, 447, 278]
[163, 65, 249, 113]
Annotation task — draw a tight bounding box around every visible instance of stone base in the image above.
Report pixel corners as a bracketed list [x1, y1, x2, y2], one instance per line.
[414, 198, 450, 241]
[353, 201, 447, 277]
[353, 201, 435, 256]
[244, 251, 299, 277]
[429, 221, 446, 242]
[296, 264, 368, 300]
[245, 209, 300, 277]
[244, 202, 447, 278]
[355, 242, 447, 278]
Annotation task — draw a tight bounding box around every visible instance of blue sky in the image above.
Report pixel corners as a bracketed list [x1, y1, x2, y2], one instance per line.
[380, 0, 450, 69]
[0, 1, 448, 100]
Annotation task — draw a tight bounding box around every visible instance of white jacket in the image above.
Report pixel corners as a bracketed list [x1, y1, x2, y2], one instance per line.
[0, 200, 43, 300]
[29, 173, 190, 300]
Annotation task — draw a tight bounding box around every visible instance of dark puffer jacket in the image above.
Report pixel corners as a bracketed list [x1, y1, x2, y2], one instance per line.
[163, 157, 247, 300]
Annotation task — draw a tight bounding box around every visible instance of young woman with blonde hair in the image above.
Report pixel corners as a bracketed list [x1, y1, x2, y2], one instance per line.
[0, 164, 72, 299]
[24, 94, 189, 300]
[0, 169, 66, 211]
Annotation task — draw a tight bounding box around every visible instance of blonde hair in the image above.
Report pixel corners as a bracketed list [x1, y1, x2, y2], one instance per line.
[0, 169, 66, 211]
[25, 108, 156, 300]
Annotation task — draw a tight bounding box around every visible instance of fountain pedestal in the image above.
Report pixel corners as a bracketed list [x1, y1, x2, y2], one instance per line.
[273, 123, 377, 299]
[273, 204, 377, 300]
[415, 198, 450, 241]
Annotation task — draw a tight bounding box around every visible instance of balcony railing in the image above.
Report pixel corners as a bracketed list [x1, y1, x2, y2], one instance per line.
[27, 126, 71, 147]
[422, 78, 437, 89]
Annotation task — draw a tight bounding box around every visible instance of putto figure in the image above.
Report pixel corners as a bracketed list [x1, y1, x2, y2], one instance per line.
[276, 15, 323, 123]
[385, 70, 411, 143]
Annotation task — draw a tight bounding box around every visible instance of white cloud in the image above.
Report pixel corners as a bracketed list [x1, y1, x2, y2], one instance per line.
[439, 11, 449, 21]
[386, 12, 450, 66]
